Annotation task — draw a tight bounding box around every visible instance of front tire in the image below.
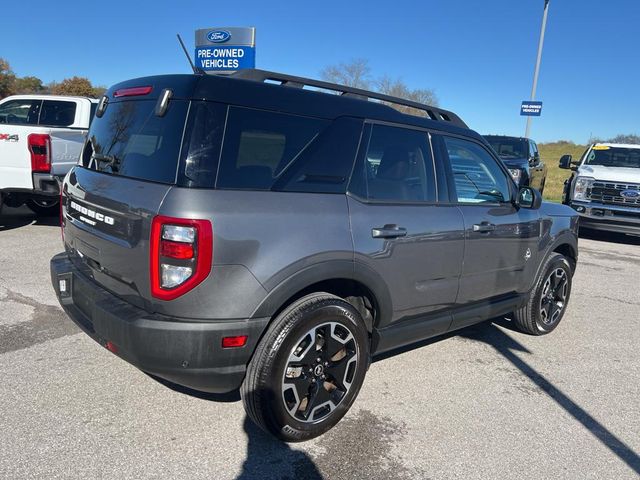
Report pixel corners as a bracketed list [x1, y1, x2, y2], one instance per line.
[513, 253, 573, 335]
[26, 198, 59, 217]
[241, 293, 369, 442]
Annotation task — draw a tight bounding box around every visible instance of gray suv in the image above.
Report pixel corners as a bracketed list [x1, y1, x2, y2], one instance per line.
[50, 70, 579, 442]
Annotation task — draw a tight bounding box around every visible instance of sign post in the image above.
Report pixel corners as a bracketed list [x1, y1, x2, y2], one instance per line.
[194, 27, 256, 74]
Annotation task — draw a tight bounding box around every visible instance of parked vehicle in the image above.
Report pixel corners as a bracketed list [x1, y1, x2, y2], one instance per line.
[561, 143, 640, 235]
[0, 95, 97, 216]
[50, 70, 579, 441]
[484, 135, 547, 192]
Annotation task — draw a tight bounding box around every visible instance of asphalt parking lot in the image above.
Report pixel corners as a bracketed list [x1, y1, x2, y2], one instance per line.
[1, 205, 639, 480]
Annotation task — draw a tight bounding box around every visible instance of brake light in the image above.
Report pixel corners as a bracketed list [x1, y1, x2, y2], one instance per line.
[150, 216, 213, 300]
[113, 86, 153, 98]
[28, 134, 51, 173]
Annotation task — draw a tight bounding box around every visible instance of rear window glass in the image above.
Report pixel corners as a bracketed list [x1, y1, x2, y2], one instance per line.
[82, 99, 188, 184]
[0, 99, 41, 125]
[39, 100, 76, 127]
[217, 107, 329, 190]
[484, 136, 527, 159]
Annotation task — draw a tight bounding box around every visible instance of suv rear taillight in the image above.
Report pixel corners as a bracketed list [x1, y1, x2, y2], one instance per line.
[28, 133, 51, 173]
[150, 216, 213, 300]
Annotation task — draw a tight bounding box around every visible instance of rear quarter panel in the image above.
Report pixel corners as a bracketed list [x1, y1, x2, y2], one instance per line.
[158, 189, 354, 319]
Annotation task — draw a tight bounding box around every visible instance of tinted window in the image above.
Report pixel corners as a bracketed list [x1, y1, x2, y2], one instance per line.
[82, 99, 189, 184]
[484, 136, 527, 159]
[275, 117, 362, 194]
[181, 101, 227, 188]
[39, 100, 76, 127]
[89, 102, 97, 126]
[444, 136, 511, 204]
[217, 107, 328, 190]
[352, 124, 436, 202]
[0, 99, 41, 125]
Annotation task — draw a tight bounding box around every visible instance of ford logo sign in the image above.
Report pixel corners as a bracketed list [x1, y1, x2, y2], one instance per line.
[620, 189, 640, 199]
[207, 30, 231, 43]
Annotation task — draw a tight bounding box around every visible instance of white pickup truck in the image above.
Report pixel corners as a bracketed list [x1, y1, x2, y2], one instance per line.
[560, 143, 640, 235]
[0, 94, 97, 216]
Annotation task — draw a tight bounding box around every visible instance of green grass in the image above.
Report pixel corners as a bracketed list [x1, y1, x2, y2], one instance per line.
[538, 142, 588, 203]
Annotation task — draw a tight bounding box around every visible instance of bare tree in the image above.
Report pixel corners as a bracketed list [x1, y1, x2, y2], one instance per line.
[320, 59, 439, 116]
[377, 75, 438, 116]
[321, 58, 371, 89]
[607, 134, 640, 145]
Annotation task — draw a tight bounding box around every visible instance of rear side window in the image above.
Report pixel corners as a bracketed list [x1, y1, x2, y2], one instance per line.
[83, 99, 189, 184]
[217, 107, 329, 190]
[0, 99, 41, 125]
[39, 100, 76, 127]
[350, 124, 436, 202]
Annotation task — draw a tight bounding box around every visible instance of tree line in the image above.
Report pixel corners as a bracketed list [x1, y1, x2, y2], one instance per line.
[0, 58, 105, 99]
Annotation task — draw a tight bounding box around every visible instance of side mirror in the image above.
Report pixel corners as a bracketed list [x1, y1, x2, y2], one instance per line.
[517, 186, 542, 210]
[559, 154, 573, 169]
[529, 153, 540, 167]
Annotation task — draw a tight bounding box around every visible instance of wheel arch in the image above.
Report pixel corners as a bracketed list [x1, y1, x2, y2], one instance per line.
[251, 261, 393, 333]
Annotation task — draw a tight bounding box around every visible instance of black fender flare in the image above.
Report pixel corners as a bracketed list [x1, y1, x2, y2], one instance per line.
[529, 230, 578, 291]
[250, 260, 393, 329]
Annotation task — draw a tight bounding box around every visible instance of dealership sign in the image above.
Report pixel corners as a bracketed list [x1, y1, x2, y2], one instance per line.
[195, 27, 256, 73]
[520, 101, 543, 116]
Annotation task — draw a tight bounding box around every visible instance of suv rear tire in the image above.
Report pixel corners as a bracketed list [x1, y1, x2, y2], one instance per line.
[513, 253, 572, 335]
[241, 292, 369, 442]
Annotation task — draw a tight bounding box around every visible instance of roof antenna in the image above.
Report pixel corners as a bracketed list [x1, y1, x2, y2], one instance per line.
[176, 34, 204, 74]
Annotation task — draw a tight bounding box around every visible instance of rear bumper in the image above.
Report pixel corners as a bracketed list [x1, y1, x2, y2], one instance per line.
[570, 201, 640, 235]
[50, 253, 269, 393]
[32, 173, 62, 196]
[1, 174, 61, 199]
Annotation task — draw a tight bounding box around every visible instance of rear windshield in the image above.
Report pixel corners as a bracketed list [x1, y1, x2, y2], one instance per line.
[585, 146, 640, 169]
[82, 99, 189, 184]
[484, 137, 527, 159]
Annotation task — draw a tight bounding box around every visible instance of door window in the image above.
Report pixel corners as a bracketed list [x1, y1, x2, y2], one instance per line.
[444, 136, 511, 204]
[351, 124, 436, 202]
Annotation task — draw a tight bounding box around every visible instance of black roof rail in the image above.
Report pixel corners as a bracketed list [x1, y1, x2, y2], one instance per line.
[230, 69, 468, 129]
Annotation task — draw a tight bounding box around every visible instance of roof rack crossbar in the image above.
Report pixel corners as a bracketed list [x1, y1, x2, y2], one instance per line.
[231, 69, 467, 128]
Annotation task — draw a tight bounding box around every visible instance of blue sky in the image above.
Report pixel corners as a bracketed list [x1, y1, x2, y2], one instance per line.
[2, 0, 638, 143]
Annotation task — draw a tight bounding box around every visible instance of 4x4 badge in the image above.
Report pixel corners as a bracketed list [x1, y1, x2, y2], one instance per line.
[525, 248, 532, 261]
[0, 133, 19, 142]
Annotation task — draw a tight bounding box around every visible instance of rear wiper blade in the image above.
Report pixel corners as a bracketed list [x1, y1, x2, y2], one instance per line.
[91, 153, 120, 172]
[92, 153, 118, 165]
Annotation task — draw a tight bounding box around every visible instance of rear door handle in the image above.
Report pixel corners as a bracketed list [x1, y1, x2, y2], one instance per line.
[371, 224, 407, 239]
[472, 222, 496, 233]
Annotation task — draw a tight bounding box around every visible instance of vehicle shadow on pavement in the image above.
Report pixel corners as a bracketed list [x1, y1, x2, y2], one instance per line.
[579, 229, 640, 246]
[237, 416, 322, 480]
[375, 320, 639, 475]
[461, 319, 640, 476]
[0, 210, 59, 232]
[147, 375, 323, 479]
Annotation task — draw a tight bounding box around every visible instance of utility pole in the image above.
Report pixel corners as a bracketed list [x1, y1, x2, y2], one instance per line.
[525, 0, 550, 138]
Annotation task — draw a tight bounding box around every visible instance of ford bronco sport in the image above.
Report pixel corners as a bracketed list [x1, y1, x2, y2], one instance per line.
[50, 70, 579, 441]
